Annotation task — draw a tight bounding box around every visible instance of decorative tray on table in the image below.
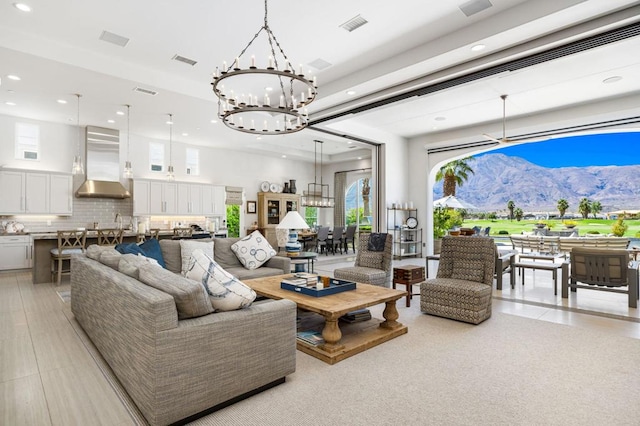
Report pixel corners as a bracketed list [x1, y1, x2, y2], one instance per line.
[281, 274, 356, 297]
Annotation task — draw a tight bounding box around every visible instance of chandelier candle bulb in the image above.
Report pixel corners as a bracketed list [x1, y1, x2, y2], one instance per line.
[251, 119, 255, 130]
[263, 120, 268, 131]
[268, 56, 274, 69]
[234, 57, 239, 70]
[238, 117, 243, 128]
[299, 64, 303, 76]
[280, 95, 285, 108]
[222, 61, 227, 72]
[250, 55, 256, 68]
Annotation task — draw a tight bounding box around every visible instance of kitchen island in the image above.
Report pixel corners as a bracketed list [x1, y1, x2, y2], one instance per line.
[30, 230, 174, 284]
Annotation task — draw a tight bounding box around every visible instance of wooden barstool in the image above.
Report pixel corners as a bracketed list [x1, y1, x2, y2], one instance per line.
[97, 228, 124, 246]
[50, 230, 87, 285]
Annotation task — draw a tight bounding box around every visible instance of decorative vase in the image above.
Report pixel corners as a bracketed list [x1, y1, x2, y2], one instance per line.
[283, 182, 290, 193]
[289, 179, 296, 194]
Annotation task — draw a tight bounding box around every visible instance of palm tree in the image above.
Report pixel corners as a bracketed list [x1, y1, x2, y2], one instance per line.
[435, 157, 475, 197]
[514, 207, 524, 221]
[578, 198, 591, 219]
[557, 199, 569, 218]
[591, 201, 602, 219]
[507, 200, 515, 221]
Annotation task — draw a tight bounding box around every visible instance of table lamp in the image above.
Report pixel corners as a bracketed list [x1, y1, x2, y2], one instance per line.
[277, 211, 310, 256]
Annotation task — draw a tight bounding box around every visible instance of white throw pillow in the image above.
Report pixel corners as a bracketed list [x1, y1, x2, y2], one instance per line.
[180, 239, 214, 275]
[231, 230, 276, 270]
[184, 249, 256, 311]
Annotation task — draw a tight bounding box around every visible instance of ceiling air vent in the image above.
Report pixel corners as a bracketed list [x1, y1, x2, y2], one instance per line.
[133, 86, 158, 96]
[308, 58, 333, 71]
[340, 14, 368, 32]
[172, 54, 198, 66]
[459, 0, 493, 17]
[99, 30, 130, 47]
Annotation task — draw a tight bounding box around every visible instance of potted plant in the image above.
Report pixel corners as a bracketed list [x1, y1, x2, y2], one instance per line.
[563, 220, 578, 229]
[433, 207, 449, 254]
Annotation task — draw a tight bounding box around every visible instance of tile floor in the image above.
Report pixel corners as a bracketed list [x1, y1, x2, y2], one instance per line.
[1, 254, 638, 424]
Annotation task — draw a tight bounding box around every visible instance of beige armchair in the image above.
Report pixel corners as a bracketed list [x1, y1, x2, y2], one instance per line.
[334, 233, 393, 287]
[421, 236, 496, 324]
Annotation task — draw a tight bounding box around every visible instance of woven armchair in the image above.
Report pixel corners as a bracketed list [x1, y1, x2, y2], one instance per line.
[421, 236, 496, 324]
[334, 233, 393, 287]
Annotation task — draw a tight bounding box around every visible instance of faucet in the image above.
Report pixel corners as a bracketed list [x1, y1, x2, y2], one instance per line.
[115, 213, 123, 230]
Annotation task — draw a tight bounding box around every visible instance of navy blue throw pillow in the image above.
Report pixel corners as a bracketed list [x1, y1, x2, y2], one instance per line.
[139, 238, 166, 268]
[115, 239, 166, 268]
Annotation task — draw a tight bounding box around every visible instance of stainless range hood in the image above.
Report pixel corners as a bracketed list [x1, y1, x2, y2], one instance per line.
[76, 126, 131, 199]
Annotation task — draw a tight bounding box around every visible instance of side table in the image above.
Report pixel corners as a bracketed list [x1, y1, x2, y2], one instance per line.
[288, 251, 318, 273]
[392, 265, 426, 307]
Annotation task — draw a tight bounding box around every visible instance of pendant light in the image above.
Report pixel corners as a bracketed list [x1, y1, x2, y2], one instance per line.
[71, 93, 84, 175]
[166, 113, 175, 181]
[122, 104, 133, 178]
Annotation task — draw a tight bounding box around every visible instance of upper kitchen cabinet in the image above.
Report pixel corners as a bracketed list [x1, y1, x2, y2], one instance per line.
[0, 169, 72, 215]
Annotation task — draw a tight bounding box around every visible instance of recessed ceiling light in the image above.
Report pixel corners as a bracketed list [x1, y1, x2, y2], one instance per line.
[13, 3, 31, 12]
[182, 133, 188, 136]
[107, 119, 115, 123]
[166, 120, 173, 125]
[57, 99, 67, 104]
[6, 102, 17, 106]
[357, 157, 362, 160]
[347, 141, 353, 144]
[435, 116, 446, 121]
[603, 76, 622, 84]
[281, 155, 286, 158]
[471, 44, 486, 52]
[265, 87, 273, 92]
[256, 136, 262, 140]
[346, 90, 356, 96]
[210, 119, 218, 124]
[116, 111, 124, 115]
[7, 75, 21, 81]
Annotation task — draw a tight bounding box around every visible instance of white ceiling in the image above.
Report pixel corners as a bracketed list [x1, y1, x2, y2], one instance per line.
[0, 0, 639, 163]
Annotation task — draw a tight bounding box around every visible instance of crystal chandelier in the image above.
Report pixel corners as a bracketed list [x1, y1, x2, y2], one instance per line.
[302, 140, 334, 208]
[122, 104, 133, 178]
[166, 113, 175, 181]
[211, 0, 317, 135]
[71, 93, 84, 175]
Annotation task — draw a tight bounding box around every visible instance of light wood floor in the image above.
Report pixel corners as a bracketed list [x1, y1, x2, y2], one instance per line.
[1, 257, 638, 425]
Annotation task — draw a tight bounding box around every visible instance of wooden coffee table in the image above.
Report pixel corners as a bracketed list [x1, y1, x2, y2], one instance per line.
[244, 275, 408, 364]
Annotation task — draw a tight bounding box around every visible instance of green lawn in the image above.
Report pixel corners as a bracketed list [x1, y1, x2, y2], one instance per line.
[463, 219, 640, 238]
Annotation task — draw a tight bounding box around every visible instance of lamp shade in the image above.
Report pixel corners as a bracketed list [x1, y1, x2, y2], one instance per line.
[277, 211, 310, 230]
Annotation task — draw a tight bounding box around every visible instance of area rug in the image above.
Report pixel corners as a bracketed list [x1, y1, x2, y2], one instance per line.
[56, 290, 71, 303]
[79, 309, 640, 426]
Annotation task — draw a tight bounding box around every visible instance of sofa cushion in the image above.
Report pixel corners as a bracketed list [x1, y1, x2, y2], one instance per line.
[185, 249, 256, 311]
[180, 239, 214, 275]
[98, 249, 122, 270]
[115, 239, 166, 268]
[231, 230, 276, 270]
[212, 237, 243, 269]
[86, 244, 109, 260]
[118, 253, 160, 279]
[159, 239, 182, 273]
[137, 263, 214, 319]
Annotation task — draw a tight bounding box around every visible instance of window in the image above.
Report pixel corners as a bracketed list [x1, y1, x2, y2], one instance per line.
[149, 142, 164, 172]
[15, 123, 39, 160]
[186, 147, 199, 176]
[304, 206, 318, 228]
[346, 177, 372, 230]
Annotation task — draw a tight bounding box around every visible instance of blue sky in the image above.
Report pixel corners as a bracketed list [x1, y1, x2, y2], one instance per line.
[477, 132, 639, 168]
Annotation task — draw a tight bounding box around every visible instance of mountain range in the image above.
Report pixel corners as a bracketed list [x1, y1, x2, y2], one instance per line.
[433, 153, 640, 213]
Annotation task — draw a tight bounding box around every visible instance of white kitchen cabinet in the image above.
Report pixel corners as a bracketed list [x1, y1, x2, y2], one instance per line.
[133, 180, 150, 216]
[0, 170, 71, 215]
[49, 174, 73, 215]
[149, 181, 177, 215]
[177, 183, 203, 215]
[0, 170, 25, 213]
[212, 185, 226, 215]
[0, 235, 32, 270]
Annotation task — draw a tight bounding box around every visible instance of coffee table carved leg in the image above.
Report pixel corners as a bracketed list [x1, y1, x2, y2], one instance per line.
[380, 300, 402, 330]
[320, 318, 344, 353]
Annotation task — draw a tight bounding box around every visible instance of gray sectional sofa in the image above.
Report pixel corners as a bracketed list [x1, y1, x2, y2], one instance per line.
[71, 238, 296, 426]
